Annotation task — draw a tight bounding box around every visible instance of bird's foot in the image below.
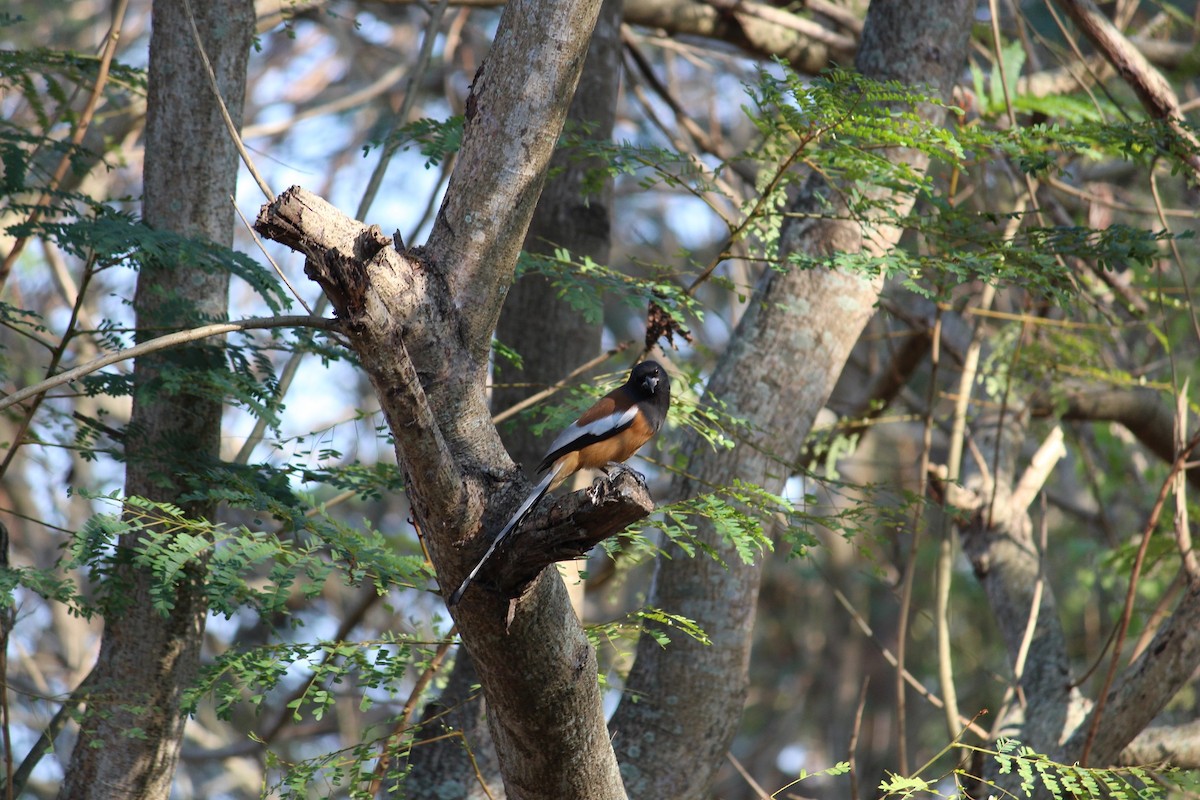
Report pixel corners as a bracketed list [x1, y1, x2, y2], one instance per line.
[603, 461, 645, 483]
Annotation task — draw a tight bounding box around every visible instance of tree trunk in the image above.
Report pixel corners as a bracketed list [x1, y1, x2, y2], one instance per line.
[948, 414, 1083, 796]
[492, 0, 622, 470]
[255, 0, 652, 795]
[57, 1, 254, 797]
[608, 2, 975, 796]
[404, 2, 623, 795]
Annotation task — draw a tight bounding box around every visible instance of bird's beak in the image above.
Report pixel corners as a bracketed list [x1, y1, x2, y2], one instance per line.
[643, 375, 658, 394]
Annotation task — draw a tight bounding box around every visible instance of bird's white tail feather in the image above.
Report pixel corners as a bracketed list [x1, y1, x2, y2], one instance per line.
[447, 462, 564, 606]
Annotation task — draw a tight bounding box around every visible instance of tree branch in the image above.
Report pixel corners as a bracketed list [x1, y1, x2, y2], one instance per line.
[1054, 0, 1200, 181]
[0, 315, 334, 415]
[1010, 426, 1067, 514]
[275, 0, 851, 73]
[608, 2, 975, 795]
[1031, 384, 1200, 491]
[702, 0, 855, 54]
[427, 0, 607, 361]
[1068, 433, 1200, 766]
[251, 1, 636, 788]
[256, 185, 469, 532]
[1068, 580, 1200, 766]
[1120, 719, 1200, 768]
[947, 411, 1078, 759]
[468, 469, 655, 600]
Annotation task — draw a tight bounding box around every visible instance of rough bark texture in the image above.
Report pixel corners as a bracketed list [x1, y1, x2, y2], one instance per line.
[258, 182, 640, 798]
[607, 2, 975, 796]
[403, 4, 622, 793]
[56, 1, 254, 798]
[492, 0, 621, 469]
[427, 0, 609, 367]
[254, 1, 647, 795]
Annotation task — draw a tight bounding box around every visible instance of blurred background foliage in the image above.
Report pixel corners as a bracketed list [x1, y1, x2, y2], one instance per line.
[2, 0, 1200, 797]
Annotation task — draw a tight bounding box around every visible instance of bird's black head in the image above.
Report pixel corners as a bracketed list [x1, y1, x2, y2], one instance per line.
[629, 360, 667, 398]
[630, 360, 670, 430]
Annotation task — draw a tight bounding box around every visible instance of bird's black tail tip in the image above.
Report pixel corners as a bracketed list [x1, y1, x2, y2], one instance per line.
[447, 580, 469, 607]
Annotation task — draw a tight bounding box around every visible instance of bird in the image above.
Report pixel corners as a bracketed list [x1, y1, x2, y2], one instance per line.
[448, 360, 671, 606]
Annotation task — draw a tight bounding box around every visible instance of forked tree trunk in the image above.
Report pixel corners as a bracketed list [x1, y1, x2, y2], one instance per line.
[254, 0, 648, 796]
[403, 1, 623, 796]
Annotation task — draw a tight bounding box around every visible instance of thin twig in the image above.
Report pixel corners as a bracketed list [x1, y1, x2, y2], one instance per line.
[1148, 172, 1200, 583]
[682, 97, 861, 298]
[848, 677, 870, 800]
[1149, 171, 1200, 365]
[992, 434, 1065, 726]
[986, 0, 1047, 229]
[0, 257, 98, 481]
[0, 316, 335, 415]
[1080, 430, 1200, 764]
[1047, 175, 1194, 218]
[620, 28, 740, 172]
[367, 634, 456, 796]
[259, 592, 384, 745]
[0, 668, 95, 799]
[1008, 497, 1047, 705]
[404, 157, 456, 246]
[232, 299, 329, 466]
[491, 342, 634, 425]
[228, 199, 321, 465]
[1, 521, 10, 800]
[0, 0, 131, 288]
[241, 60, 411, 141]
[726, 751, 773, 800]
[933, 531, 960, 745]
[1174, 385, 1199, 579]
[897, 304, 945, 775]
[1128, 571, 1183, 662]
[181, 0, 275, 201]
[619, 33, 743, 224]
[355, 0, 450, 220]
[1055, 0, 1200, 181]
[234, 198, 312, 314]
[831, 587, 989, 739]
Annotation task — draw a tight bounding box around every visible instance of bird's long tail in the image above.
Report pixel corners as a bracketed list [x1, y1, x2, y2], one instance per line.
[447, 462, 564, 606]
